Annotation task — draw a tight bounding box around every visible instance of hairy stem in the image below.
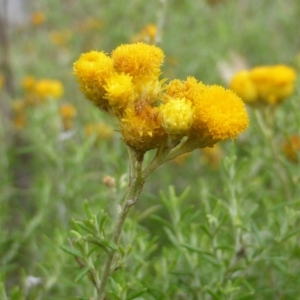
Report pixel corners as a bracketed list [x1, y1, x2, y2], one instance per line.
[97, 149, 145, 299]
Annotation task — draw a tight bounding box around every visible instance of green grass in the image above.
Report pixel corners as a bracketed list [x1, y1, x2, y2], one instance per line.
[1, 0, 300, 299]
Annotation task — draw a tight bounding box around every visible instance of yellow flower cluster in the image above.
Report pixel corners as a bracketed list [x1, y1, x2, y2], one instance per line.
[230, 65, 297, 105]
[35, 79, 64, 99]
[22, 77, 64, 103]
[74, 43, 248, 154]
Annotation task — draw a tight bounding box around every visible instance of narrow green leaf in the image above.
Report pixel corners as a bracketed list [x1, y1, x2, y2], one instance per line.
[101, 239, 118, 251]
[205, 288, 221, 300]
[0, 282, 8, 300]
[98, 212, 108, 234]
[181, 243, 214, 256]
[84, 200, 93, 220]
[60, 245, 84, 259]
[151, 215, 171, 229]
[75, 221, 96, 235]
[163, 227, 178, 246]
[200, 225, 212, 238]
[75, 266, 90, 282]
[127, 288, 147, 299]
[280, 227, 300, 242]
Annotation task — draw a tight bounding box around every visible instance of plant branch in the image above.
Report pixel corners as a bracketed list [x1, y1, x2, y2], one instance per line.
[97, 148, 145, 299]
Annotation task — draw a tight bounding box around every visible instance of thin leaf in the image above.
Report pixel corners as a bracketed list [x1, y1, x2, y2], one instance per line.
[60, 245, 84, 259]
[75, 266, 90, 282]
[127, 288, 147, 300]
[181, 243, 214, 256]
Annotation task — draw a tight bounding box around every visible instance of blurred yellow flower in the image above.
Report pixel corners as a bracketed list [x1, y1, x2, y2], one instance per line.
[12, 100, 27, 130]
[59, 103, 77, 130]
[35, 79, 64, 100]
[49, 30, 72, 47]
[22, 76, 36, 92]
[85, 122, 114, 140]
[78, 17, 103, 32]
[229, 71, 257, 104]
[59, 103, 77, 119]
[283, 135, 300, 164]
[31, 11, 46, 26]
[0, 74, 4, 91]
[131, 24, 157, 44]
[230, 65, 296, 105]
[200, 144, 223, 169]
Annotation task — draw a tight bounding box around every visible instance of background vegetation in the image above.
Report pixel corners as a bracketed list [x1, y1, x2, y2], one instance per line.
[1, 0, 300, 299]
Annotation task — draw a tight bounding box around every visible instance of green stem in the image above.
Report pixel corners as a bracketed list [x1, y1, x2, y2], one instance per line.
[254, 109, 291, 200]
[143, 139, 194, 179]
[97, 148, 145, 299]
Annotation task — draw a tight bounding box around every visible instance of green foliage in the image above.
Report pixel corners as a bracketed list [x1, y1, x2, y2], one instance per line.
[1, 0, 300, 299]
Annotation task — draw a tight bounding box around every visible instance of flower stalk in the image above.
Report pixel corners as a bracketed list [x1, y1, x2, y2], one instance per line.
[97, 147, 145, 299]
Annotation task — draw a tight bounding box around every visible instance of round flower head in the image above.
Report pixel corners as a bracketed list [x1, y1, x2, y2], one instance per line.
[59, 103, 77, 119]
[112, 42, 164, 79]
[250, 65, 296, 104]
[104, 73, 137, 116]
[35, 79, 64, 100]
[120, 101, 167, 153]
[191, 85, 249, 147]
[73, 51, 114, 111]
[160, 97, 194, 138]
[165, 76, 205, 104]
[265, 65, 296, 104]
[230, 71, 257, 104]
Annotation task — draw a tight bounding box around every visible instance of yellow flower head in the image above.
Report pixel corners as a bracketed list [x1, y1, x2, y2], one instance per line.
[112, 42, 164, 79]
[73, 51, 114, 111]
[191, 85, 249, 147]
[251, 65, 296, 104]
[59, 104, 77, 130]
[35, 79, 64, 100]
[132, 24, 157, 44]
[120, 101, 167, 153]
[160, 97, 194, 137]
[59, 103, 77, 119]
[31, 11, 45, 26]
[229, 71, 257, 104]
[49, 29, 72, 47]
[22, 76, 36, 92]
[104, 73, 136, 115]
[12, 99, 27, 130]
[165, 76, 206, 104]
[283, 135, 300, 164]
[85, 122, 114, 140]
[230, 65, 297, 105]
